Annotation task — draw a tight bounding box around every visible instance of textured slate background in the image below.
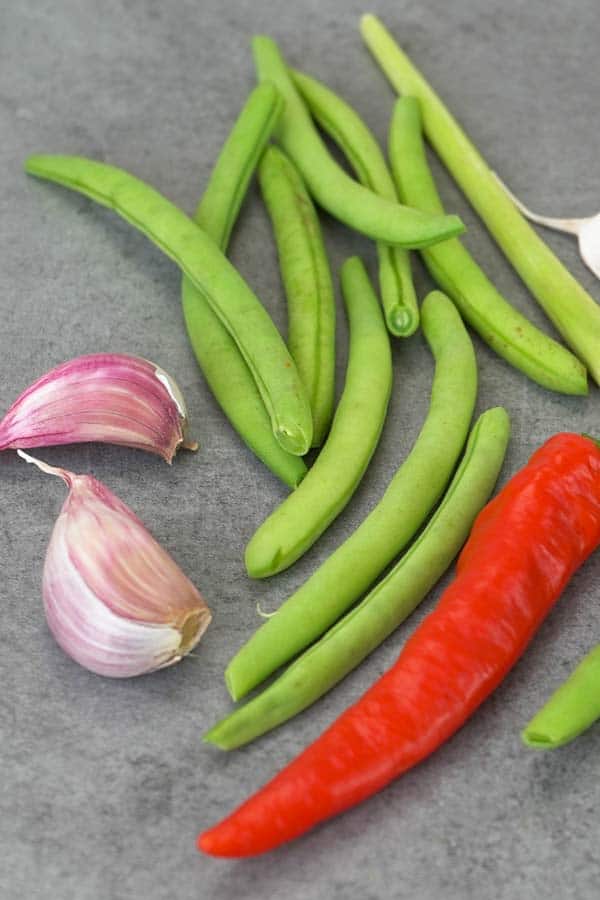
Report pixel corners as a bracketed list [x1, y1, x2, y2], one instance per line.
[2, 1, 599, 898]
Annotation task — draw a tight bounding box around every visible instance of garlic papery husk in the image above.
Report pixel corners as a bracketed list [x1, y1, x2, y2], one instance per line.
[19, 450, 211, 677]
[493, 172, 600, 282]
[0, 353, 197, 463]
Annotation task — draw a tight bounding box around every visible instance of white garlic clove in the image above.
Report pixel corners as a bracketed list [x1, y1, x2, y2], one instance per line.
[0, 353, 197, 463]
[19, 451, 211, 678]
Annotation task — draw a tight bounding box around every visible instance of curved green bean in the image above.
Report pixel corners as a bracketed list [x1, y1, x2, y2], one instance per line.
[228, 289, 477, 699]
[522, 644, 600, 749]
[388, 97, 587, 396]
[291, 68, 417, 337]
[26, 154, 313, 455]
[361, 15, 598, 391]
[181, 83, 307, 488]
[252, 35, 465, 249]
[195, 82, 283, 250]
[207, 407, 510, 748]
[258, 145, 336, 447]
[244, 256, 391, 579]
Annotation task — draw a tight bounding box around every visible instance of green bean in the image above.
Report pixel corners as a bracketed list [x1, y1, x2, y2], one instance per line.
[207, 407, 510, 748]
[244, 256, 391, 579]
[388, 97, 587, 396]
[291, 68, 417, 338]
[522, 644, 600, 749]
[181, 84, 307, 488]
[195, 82, 283, 249]
[26, 154, 313, 455]
[252, 35, 465, 249]
[361, 15, 600, 389]
[228, 289, 477, 699]
[258, 145, 336, 447]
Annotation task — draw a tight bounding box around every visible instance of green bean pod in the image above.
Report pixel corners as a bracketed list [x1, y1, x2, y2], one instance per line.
[252, 35, 465, 249]
[228, 289, 477, 699]
[181, 83, 307, 488]
[207, 406, 510, 748]
[245, 256, 392, 578]
[388, 97, 587, 396]
[291, 68, 418, 337]
[522, 644, 600, 749]
[361, 14, 599, 389]
[258, 145, 336, 447]
[26, 153, 313, 455]
[195, 82, 283, 250]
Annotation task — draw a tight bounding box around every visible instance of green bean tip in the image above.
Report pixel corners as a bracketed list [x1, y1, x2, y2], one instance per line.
[387, 305, 418, 337]
[443, 214, 466, 240]
[224, 666, 243, 702]
[24, 154, 43, 174]
[521, 727, 555, 749]
[202, 725, 228, 750]
[244, 538, 282, 580]
[275, 424, 311, 456]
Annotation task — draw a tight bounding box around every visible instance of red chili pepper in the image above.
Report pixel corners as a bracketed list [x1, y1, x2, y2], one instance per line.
[199, 433, 600, 857]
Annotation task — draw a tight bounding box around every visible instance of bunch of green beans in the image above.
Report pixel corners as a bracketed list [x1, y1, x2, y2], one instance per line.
[361, 13, 600, 387]
[245, 256, 392, 579]
[228, 289, 477, 700]
[25, 154, 314, 456]
[388, 96, 587, 396]
[252, 35, 465, 249]
[207, 406, 510, 749]
[181, 83, 307, 488]
[258, 145, 336, 447]
[291, 68, 418, 338]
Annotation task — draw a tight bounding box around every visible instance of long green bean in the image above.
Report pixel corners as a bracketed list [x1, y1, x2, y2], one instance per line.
[26, 154, 313, 455]
[244, 256, 391, 578]
[181, 84, 307, 487]
[291, 68, 417, 337]
[228, 289, 477, 699]
[195, 82, 281, 250]
[252, 35, 464, 249]
[522, 644, 600, 749]
[388, 96, 587, 396]
[207, 407, 510, 748]
[361, 14, 600, 388]
[258, 145, 336, 447]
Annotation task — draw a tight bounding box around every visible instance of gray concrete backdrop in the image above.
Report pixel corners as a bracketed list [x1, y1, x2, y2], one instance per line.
[2, 1, 599, 898]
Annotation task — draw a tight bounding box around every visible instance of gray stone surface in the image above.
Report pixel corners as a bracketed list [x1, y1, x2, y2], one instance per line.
[1, 0, 600, 897]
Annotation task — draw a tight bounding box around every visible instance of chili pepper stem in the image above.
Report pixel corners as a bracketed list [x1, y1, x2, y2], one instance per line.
[582, 433, 600, 447]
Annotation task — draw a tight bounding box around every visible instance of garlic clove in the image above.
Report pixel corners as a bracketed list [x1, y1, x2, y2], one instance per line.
[0, 353, 197, 463]
[19, 450, 211, 678]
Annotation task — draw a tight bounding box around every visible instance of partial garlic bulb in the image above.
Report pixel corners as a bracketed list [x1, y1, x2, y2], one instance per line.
[20, 451, 211, 677]
[0, 353, 197, 462]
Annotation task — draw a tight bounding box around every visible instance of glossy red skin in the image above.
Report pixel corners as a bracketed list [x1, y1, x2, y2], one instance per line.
[199, 434, 600, 857]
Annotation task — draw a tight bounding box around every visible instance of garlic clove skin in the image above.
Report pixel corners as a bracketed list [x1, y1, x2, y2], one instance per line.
[578, 215, 600, 281]
[492, 171, 600, 283]
[0, 353, 197, 463]
[20, 451, 211, 678]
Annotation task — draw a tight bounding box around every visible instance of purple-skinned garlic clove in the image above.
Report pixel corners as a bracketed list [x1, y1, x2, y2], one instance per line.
[0, 353, 197, 462]
[19, 450, 211, 678]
